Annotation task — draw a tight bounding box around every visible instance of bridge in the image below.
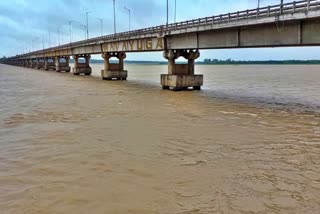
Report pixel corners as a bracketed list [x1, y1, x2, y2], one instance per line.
[1, 0, 320, 90]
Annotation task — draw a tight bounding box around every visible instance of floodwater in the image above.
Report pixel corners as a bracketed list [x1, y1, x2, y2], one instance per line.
[0, 63, 319, 214]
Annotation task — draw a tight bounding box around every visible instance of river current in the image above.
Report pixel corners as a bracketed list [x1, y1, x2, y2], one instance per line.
[0, 64, 319, 213]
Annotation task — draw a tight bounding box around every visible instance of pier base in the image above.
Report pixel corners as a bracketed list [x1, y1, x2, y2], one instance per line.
[101, 52, 127, 80]
[27, 60, 33, 68]
[55, 56, 70, 72]
[72, 55, 92, 75]
[161, 74, 203, 90]
[44, 57, 56, 71]
[35, 58, 45, 70]
[31, 59, 37, 69]
[161, 49, 203, 91]
[24, 60, 29, 67]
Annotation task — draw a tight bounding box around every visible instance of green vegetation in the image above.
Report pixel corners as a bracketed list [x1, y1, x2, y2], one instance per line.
[201, 58, 320, 65]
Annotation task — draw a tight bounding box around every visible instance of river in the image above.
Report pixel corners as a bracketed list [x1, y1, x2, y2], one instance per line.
[0, 63, 319, 213]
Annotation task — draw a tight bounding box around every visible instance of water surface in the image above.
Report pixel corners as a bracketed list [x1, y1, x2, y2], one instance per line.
[0, 64, 319, 213]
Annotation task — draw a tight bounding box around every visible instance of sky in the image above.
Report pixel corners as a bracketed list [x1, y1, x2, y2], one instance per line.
[0, 0, 319, 61]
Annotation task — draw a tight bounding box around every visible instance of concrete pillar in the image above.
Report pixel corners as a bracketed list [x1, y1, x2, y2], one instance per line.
[28, 59, 33, 68]
[72, 54, 92, 75]
[101, 52, 127, 80]
[31, 59, 37, 68]
[44, 57, 56, 71]
[55, 56, 71, 72]
[35, 58, 45, 70]
[161, 49, 203, 91]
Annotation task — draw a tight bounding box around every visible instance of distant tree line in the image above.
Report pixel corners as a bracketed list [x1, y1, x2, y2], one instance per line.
[200, 58, 320, 65]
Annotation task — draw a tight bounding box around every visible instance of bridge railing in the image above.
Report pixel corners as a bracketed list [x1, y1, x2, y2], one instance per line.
[166, 0, 319, 30]
[16, 0, 320, 58]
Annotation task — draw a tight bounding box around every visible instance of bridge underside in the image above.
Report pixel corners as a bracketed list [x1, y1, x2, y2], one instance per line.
[167, 19, 320, 50]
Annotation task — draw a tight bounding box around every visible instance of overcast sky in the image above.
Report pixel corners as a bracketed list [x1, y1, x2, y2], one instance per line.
[0, 0, 319, 61]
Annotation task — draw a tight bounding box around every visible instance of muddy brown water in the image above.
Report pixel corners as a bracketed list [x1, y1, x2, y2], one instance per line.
[0, 64, 319, 214]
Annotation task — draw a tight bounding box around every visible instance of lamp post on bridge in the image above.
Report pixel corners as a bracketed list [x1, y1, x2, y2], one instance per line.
[58, 27, 61, 46]
[113, 0, 116, 34]
[42, 35, 44, 50]
[86, 11, 93, 40]
[68, 21, 73, 44]
[80, 25, 87, 40]
[48, 30, 51, 48]
[97, 18, 103, 36]
[166, 0, 168, 28]
[174, 0, 177, 23]
[124, 6, 131, 32]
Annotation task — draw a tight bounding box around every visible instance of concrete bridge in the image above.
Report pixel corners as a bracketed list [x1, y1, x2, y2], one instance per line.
[1, 0, 320, 90]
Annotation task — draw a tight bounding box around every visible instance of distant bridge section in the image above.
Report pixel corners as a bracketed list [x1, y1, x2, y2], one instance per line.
[2, 0, 320, 90]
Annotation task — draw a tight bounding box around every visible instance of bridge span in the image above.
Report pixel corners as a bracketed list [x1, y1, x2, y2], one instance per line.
[1, 0, 320, 90]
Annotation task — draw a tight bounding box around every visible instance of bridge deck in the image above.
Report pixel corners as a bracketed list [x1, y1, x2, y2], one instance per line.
[3, 0, 320, 60]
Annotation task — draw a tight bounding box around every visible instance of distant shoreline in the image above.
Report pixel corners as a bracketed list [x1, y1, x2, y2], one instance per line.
[84, 59, 320, 65]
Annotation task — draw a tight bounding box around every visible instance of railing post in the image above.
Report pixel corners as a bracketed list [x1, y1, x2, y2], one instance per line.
[307, 0, 310, 13]
[268, 6, 271, 16]
[293, 1, 296, 13]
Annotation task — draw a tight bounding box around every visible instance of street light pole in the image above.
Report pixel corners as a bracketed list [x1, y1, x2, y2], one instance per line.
[280, 0, 283, 14]
[166, 0, 169, 28]
[174, 0, 176, 23]
[48, 30, 51, 48]
[68, 21, 72, 43]
[124, 6, 131, 31]
[58, 27, 60, 46]
[113, 0, 116, 34]
[80, 25, 87, 40]
[258, 0, 260, 8]
[86, 11, 92, 39]
[42, 35, 44, 49]
[97, 18, 103, 36]
[35, 37, 40, 50]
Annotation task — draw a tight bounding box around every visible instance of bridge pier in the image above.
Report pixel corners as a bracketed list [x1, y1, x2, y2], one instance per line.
[101, 52, 127, 80]
[55, 56, 70, 72]
[26, 59, 31, 68]
[35, 58, 45, 70]
[44, 57, 56, 71]
[72, 54, 92, 75]
[29, 59, 34, 68]
[31, 59, 37, 69]
[161, 49, 203, 91]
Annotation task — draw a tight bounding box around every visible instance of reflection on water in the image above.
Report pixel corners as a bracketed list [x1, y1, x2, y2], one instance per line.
[0, 64, 319, 213]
